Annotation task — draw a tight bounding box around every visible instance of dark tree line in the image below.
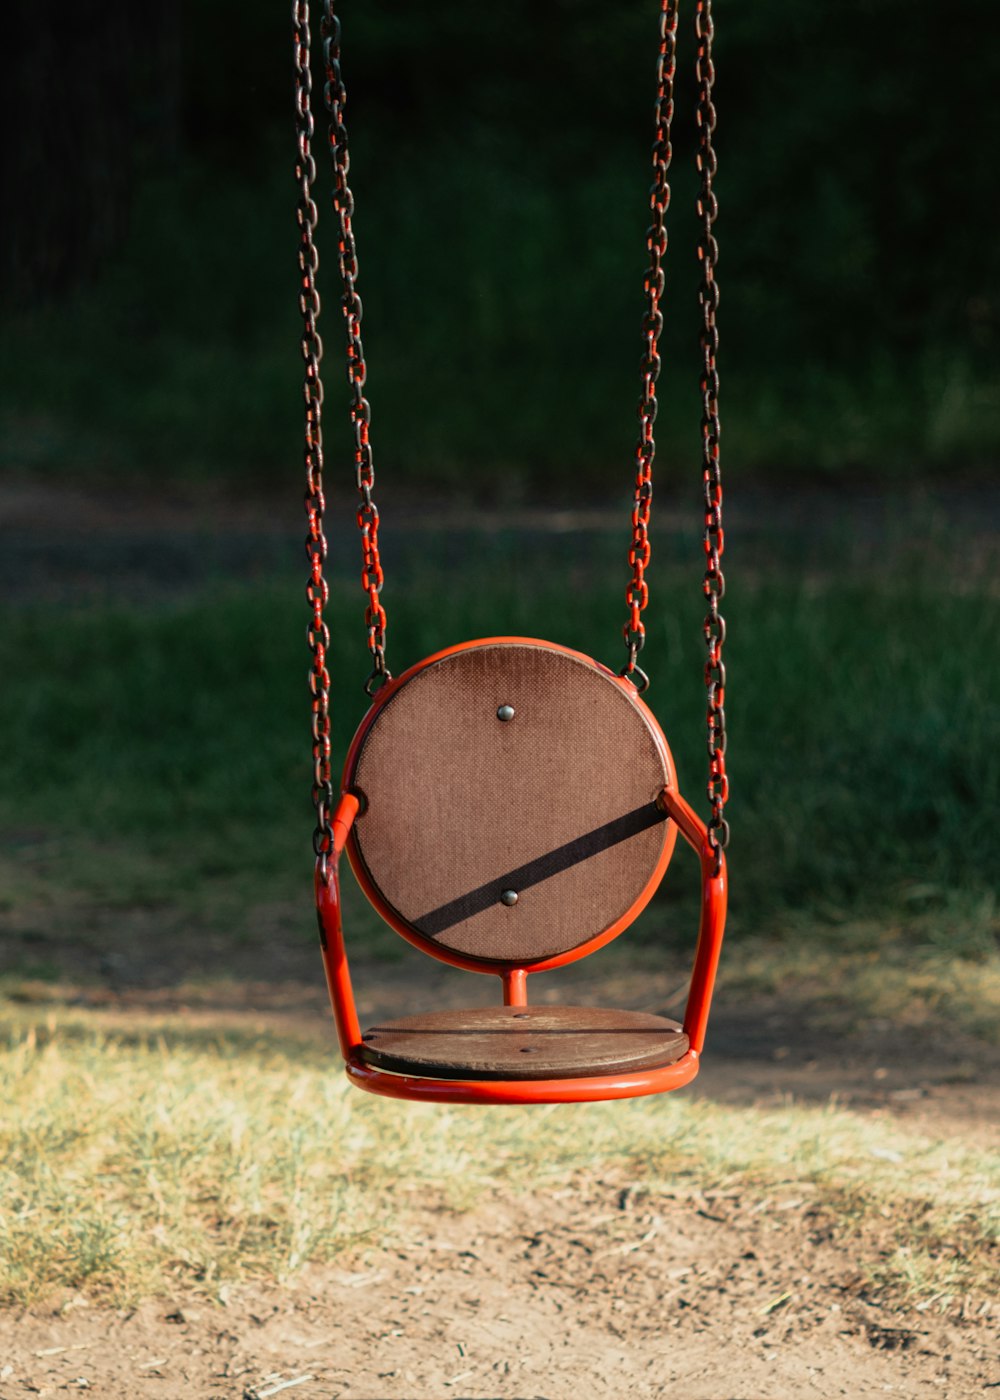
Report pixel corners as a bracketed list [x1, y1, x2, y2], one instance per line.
[2, 0, 995, 379]
[0, 1, 179, 304]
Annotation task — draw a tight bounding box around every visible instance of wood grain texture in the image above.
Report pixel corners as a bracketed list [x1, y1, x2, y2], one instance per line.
[357, 1004, 690, 1080]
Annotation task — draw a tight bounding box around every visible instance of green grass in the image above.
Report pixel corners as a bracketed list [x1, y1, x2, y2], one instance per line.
[1, 557, 997, 953]
[2, 148, 998, 492]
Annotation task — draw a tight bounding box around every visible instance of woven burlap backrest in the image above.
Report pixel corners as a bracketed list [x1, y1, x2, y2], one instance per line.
[346, 640, 674, 967]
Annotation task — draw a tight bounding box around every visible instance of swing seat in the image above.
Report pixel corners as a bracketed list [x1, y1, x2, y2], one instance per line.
[317, 638, 726, 1105]
[357, 1005, 689, 1080]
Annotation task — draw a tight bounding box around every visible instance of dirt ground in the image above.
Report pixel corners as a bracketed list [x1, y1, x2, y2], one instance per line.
[3, 1183, 997, 1400]
[2, 950, 998, 1400]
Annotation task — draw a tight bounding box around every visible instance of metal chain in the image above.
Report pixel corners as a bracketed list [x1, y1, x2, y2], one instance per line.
[300, 3, 727, 866]
[622, 0, 678, 696]
[695, 0, 729, 871]
[293, 0, 334, 868]
[322, 3, 390, 697]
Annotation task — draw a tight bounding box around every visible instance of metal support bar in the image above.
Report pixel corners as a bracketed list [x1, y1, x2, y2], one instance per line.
[317, 792, 363, 1059]
[657, 785, 727, 1054]
[502, 968, 528, 1006]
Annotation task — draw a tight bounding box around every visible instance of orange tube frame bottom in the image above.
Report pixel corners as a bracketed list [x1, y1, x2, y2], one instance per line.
[316, 785, 727, 1105]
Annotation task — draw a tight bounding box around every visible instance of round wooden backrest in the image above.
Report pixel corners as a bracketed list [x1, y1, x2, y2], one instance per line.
[343, 638, 677, 969]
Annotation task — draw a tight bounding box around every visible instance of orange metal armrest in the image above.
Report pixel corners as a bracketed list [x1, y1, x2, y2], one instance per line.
[316, 792, 363, 1058]
[320, 785, 725, 1082]
[658, 786, 727, 1056]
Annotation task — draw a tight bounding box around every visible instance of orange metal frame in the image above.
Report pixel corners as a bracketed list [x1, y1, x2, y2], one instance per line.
[316, 639, 727, 1105]
[317, 784, 722, 1097]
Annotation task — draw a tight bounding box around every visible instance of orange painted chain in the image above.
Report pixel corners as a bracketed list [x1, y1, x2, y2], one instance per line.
[298, 2, 728, 867]
[322, 3, 390, 697]
[695, 0, 728, 871]
[293, 0, 335, 868]
[293, 1, 392, 866]
[622, 0, 678, 696]
[621, 0, 728, 869]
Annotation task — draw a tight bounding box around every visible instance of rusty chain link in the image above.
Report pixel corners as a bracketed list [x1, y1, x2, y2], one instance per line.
[294, 1, 391, 867]
[622, 0, 678, 697]
[299, 3, 727, 867]
[293, 0, 334, 869]
[322, 2, 390, 698]
[621, 0, 728, 867]
[695, 0, 729, 871]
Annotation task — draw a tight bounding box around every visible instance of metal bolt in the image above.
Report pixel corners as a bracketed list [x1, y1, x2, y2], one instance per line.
[500, 889, 519, 907]
[497, 704, 515, 721]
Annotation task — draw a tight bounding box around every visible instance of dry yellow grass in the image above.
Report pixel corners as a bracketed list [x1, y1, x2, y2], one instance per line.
[1, 1001, 996, 1309]
[722, 924, 1000, 1044]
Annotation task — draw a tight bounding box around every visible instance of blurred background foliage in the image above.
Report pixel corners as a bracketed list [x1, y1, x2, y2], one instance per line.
[0, 1, 998, 966]
[2, 0, 997, 494]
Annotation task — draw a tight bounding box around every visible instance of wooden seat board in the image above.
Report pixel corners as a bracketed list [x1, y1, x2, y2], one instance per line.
[357, 1004, 690, 1080]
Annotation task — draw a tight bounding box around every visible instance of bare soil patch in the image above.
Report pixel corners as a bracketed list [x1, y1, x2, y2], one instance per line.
[2, 1183, 996, 1400]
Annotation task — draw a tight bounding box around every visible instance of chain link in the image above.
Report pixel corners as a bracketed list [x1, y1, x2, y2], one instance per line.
[293, 0, 334, 869]
[695, 0, 729, 872]
[300, 3, 727, 867]
[322, 3, 390, 696]
[622, 0, 678, 696]
[622, 0, 729, 865]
